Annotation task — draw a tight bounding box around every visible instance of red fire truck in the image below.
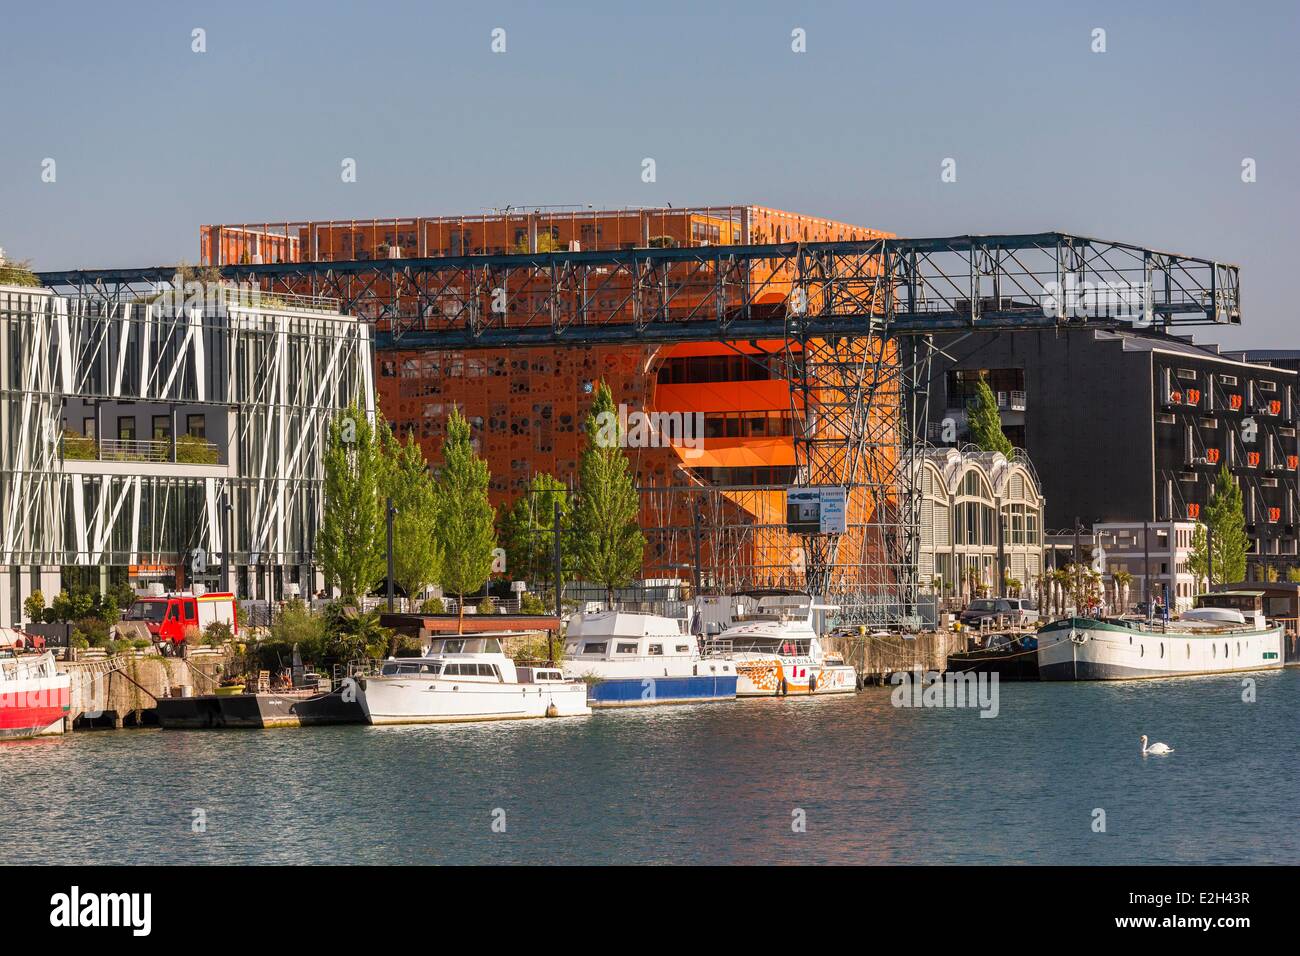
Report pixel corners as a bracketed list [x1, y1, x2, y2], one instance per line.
[122, 591, 239, 646]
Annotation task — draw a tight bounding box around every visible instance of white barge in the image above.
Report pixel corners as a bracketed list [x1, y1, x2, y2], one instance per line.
[1037, 591, 1284, 681]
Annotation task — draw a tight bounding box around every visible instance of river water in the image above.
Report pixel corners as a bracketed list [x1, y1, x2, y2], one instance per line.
[2, 671, 1296, 865]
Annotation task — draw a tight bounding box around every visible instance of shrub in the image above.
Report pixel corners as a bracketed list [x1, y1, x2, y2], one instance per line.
[269, 599, 325, 657]
[476, 596, 495, 615]
[176, 433, 218, 464]
[321, 604, 392, 669]
[51, 589, 94, 622]
[510, 632, 558, 664]
[61, 429, 96, 460]
[108, 582, 138, 611]
[519, 592, 547, 615]
[131, 638, 152, 651]
[419, 597, 446, 615]
[73, 616, 111, 647]
[0, 258, 42, 287]
[23, 590, 46, 623]
[203, 621, 233, 646]
[393, 635, 424, 657]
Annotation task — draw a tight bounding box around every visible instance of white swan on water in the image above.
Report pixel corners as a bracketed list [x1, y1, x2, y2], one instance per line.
[1141, 735, 1173, 755]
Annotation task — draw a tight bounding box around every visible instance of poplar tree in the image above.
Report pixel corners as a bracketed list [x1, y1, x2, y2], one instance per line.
[573, 381, 645, 606]
[1187, 522, 1209, 591]
[435, 407, 497, 633]
[318, 404, 386, 602]
[383, 429, 442, 603]
[500, 472, 572, 590]
[967, 376, 1013, 455]
[1204, 465, 1248, 584]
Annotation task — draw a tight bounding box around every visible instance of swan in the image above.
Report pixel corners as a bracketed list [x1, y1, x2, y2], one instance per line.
[1140, 735, 1173, 755]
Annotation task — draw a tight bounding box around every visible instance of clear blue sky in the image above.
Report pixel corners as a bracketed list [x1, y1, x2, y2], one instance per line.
[2, 0, 1295, 347]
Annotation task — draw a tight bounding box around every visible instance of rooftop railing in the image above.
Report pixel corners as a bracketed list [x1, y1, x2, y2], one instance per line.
[62, 436, 222, 465]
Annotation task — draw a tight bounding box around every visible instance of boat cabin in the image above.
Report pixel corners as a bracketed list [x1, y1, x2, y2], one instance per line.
[377, 633, 524, 684]
[564, 611, 696, 662]
[1194, 591, 1267, 630]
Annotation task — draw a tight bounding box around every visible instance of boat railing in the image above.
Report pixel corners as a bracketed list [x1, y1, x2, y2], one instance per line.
[702, 638, 733, 657]
[333, 660, 381, 682]
[725, 639, 812, 656]
[513, 656, 560, 667]
[565, 651, 705, 664]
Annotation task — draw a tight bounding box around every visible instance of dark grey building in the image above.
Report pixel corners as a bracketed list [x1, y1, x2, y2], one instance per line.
[925, 329, 1300, 576]
[1235, 350, 1300, 375]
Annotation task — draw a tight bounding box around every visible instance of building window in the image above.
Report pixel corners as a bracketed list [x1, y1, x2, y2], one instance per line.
[118, 417, 136, 441]
[83, 417, 96, 439]
[152, 415, 171, 441]
[186, 414, 206, 439]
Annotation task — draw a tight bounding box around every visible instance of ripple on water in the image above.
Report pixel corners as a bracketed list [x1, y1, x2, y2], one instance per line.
[2, 672, 1296, 864]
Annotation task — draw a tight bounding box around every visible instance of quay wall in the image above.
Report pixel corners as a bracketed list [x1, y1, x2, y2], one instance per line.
[58, 650, 233, 731]
[824, 630, 969, 682]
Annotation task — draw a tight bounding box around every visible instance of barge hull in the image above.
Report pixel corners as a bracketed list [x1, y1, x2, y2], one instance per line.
[156, 688, 365, 729]
[587, 675, 737, 707]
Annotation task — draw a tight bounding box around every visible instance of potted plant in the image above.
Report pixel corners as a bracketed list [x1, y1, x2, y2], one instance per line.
[215, 674, 246, 696]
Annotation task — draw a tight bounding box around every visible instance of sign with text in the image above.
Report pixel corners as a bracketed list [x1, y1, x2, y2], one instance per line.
[785, 486, 847, 535]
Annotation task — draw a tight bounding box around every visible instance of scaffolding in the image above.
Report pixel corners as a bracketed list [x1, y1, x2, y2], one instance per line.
[0, 284, 372, 590]
[39, 232, 1240, 625]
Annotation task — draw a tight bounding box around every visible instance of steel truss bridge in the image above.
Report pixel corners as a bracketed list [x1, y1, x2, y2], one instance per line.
[40, 232, 1241, 625]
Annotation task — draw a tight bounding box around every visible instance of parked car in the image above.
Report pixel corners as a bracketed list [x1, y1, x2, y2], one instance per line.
[959, 597, 1039, 629]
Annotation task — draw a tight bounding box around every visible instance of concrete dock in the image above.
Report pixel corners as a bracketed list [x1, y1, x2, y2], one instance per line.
[57, 649, 232, 731]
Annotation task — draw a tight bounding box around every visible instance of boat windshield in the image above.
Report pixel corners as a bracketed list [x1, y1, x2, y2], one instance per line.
[430, 637, 503, 655]
[732, 637, 811, 656]
[1195, 593, 1263, 613]
[380, 661, 442, 676]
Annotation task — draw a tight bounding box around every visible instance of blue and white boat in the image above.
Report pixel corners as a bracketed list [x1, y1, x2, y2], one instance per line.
[562, 610, 737, 707]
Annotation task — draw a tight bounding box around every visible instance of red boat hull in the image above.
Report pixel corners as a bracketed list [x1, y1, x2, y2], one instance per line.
[0, 682, 71, 740]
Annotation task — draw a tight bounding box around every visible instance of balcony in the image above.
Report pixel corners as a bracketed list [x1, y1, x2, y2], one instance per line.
[61, 434, 222, 466]
[997, 390, 1027, 412]
[957, 390, 1026, 415]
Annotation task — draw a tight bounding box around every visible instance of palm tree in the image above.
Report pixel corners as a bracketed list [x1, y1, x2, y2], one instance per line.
[1112, 569, 1133, 613]
[1050, 568, 1072, 617]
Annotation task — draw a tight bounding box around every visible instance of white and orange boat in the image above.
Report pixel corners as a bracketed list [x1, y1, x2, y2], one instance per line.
[1, 632, 71, 740]
[713, 594, 858, 697]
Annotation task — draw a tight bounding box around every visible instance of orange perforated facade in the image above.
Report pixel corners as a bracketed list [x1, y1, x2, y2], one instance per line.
[202, 206, 898, 590]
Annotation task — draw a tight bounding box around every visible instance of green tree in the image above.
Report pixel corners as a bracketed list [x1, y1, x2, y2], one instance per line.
[1112, 568, 1134, 612]
[50, 589, 94, 622]
[1204, 466, 1248, 584]
[573, 381, 645, 605]
[322, 603, 392, 665]
[435, 407, 497, 633]
[1187, 521, 1209, 592]
[382, 429, 442, 602]
[23, 590, 46, 624]
[318, 404, 387, 602]
[967, 376, 1013, 455]
[0, 255, 43, 288]
[499, 472, 572, 589]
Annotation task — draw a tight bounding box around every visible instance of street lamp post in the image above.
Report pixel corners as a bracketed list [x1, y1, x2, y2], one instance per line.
[551, 500, 563, 664]
[221, 491, 233, 595]
[386, 497, 397, 612]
